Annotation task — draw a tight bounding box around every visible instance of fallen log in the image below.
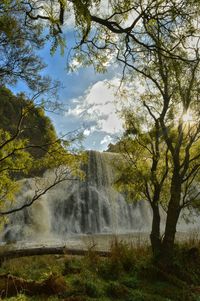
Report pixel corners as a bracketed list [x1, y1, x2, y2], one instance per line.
[0, 273, 67, 298]
[0, 246, 109, 262]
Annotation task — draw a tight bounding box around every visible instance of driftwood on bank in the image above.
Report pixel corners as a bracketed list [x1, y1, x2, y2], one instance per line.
[0, 246, 110, 262]
[0, 273, 67, 298]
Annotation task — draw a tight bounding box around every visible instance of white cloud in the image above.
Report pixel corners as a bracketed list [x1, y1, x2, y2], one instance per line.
[83, 128, 91, 136]
[83, 126, 96, 137]
[100, 135, 113, 145]
[66, 79, 124, 135]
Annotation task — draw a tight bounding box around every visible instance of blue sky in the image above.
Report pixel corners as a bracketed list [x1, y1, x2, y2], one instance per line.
[12, 28, 125, 151]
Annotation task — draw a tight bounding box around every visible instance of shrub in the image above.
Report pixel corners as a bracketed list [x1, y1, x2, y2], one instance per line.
[71, 273, 103, 298]
[63, 258, 82, 275]
[106, 281, 129, 298]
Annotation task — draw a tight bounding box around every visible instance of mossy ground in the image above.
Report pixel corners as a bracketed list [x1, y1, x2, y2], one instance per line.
[1, 239, 200, 301]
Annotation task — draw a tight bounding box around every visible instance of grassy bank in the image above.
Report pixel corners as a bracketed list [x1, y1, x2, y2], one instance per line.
[1, 239, 200, 300]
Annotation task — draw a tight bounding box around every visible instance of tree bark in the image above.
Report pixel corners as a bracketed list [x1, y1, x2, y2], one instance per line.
[161, 173, 182, 263]
[150, 203, 161, 258]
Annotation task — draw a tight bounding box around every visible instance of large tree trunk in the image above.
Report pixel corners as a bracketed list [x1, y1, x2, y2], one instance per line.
[161, 173, 182, 263]
[150, 203, 161, 258]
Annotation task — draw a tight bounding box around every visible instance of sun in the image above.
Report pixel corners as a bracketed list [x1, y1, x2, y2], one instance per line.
[182, 111, 194, 123]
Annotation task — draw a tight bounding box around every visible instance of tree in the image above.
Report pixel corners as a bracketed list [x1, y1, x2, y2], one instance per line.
[115, 2, 200, 262]
[112, 96, 200, 261]
[71, 0, 200, 261]
[18, 1, 199, 67]
[110, 110, 170, 257]
[0, 1, 84, 222]
[0, 0, 63, 106]
[0, 1, 44, 89]
[0, 87, 85, 223]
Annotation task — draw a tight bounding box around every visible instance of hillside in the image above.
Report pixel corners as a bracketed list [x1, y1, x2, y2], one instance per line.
[0, 86, 58, 175]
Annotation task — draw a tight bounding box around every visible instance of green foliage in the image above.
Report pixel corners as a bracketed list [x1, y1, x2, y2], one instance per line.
[63, 257, 82, 275]
[72, 0, 92, 40]
[109, 239, 136, 273]
[106, 281, 129, 298]
[0, 86, 85, 219]
[0, 87, 57, 163]
[112, 126, 170, 207]
[121, 274, 139, 289]
[72, 273, 103, 298]
[0, 255, 65, 281]
[2, 240, 200, 300]
[0, 129, 32, 205]
[0, 1, 47, 90]
[5, 295, 29, 301]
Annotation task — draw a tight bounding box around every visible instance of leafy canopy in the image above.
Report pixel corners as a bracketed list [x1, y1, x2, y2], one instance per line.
[0, 87, 85, 217]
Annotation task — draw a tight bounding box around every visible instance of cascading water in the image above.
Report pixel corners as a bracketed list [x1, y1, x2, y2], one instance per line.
[1, 151, 152, 243]
[1, 151, 198, 244]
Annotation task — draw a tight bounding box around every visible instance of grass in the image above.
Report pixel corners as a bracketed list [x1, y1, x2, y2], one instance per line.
[1, 238, 200, 300]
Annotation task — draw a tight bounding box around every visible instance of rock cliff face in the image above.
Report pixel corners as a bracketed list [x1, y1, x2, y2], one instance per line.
[2, 151, 152, 242]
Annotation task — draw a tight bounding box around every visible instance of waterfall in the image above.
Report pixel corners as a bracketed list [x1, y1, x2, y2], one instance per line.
[2, 150, 198, 244]
[1, 151, 153, 242]
[48, 151, 152, 235]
